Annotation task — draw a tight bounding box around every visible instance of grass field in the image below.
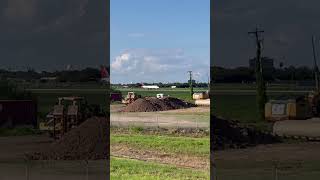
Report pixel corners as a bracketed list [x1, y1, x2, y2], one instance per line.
[111, 133, 209, 158]
[110, 128, 210, 180]
[30, 89, 108, 119]
[111, 157, 209, 180]
[212, 83, 311, 131]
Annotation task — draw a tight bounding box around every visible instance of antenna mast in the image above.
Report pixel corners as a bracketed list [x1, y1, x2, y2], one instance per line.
[312, 36, 320, 92]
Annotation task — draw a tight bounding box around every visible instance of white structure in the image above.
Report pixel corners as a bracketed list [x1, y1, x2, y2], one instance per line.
[156, 93, 164, 99]
[141, 85, 159, 89]
[171, 86, 177, 88]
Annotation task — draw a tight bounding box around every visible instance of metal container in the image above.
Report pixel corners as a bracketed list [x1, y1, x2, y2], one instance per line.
[0, 100, 37, 128]
[110, 93, 122, 102]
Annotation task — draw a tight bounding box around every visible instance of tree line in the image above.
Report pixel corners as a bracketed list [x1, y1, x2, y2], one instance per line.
[211, 66, 315, 83]
[0, 68, 102, 82]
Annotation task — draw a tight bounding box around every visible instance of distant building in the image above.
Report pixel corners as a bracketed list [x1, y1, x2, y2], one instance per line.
[171, 86, 177, 88]
[249, 57, 274, 70]
[40, 77, 57, 81]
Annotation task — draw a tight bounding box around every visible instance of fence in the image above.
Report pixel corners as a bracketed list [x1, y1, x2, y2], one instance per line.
[0, 160, 108, 180]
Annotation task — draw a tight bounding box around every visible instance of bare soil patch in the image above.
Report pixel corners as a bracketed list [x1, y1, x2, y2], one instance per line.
[111, 144, 209, 170]
[0, 135, 52, 161]
[213, 116, 280, 150]
[27, 117, 109, 160]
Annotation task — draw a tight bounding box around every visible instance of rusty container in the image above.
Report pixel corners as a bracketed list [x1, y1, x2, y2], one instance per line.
[0, 100, 37, 128]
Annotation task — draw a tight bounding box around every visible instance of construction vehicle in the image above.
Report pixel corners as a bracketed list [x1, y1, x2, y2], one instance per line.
[122, 92, 141, 105]
[266, 36, 320, 139]
[156, 93, 164, 99]
[193, 90, 210, 106]
[39, 96, 104, 138]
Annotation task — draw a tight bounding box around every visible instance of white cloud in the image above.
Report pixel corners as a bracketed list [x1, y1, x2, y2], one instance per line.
[111, 53, 131, 71]
[111, 48, 209, 83]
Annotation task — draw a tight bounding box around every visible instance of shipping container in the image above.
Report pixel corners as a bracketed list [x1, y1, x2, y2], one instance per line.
[0, 100, 37, 128]
[110, 93, 122, 102]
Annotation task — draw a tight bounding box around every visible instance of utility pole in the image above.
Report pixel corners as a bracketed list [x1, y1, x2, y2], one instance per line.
[188, 71, 193, 98]
[248, 27, 267, 121]
[312, 36, 320, 92]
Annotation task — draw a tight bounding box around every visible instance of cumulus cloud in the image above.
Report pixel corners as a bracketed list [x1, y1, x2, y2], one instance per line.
[112, 53, 131, 71]
[111, 49, 209, 83]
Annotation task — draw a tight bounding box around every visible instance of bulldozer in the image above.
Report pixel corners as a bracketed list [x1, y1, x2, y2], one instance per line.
[266, 36, 320, 139]
[193, 90, 210, 106]
[39, 96, 104, 138]
[122, 92, 141, 105]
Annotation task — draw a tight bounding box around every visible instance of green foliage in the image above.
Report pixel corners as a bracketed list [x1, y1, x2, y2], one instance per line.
[0, 80, 33, 100]
[211, 66, 316, 83]
[0, 128, 41, 136]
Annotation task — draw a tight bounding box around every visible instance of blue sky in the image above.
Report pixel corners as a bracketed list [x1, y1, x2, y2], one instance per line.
[111, 0, 210, 84]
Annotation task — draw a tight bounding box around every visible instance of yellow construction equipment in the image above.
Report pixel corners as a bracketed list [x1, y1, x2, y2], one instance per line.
[122, 92, 141, 105]
[39, 96, 104, 138]
[265, 36, 320, 139]
[193, 90, 210, 106]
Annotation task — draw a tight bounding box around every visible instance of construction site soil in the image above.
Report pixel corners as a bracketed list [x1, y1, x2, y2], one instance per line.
[213, 116, 281, 150]
[26, 117, 109, 160]
[122, 97, 195, 112]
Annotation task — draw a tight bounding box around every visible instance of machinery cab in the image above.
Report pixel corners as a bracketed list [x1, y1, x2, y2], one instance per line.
[122, 92, 141, 105]
[265, 97, 311, 122]
[39, 96, 86, 138]
[308, 91, 320, 116]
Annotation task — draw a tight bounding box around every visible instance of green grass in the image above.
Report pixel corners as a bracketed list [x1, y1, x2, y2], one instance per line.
[213, 83, 315, 91]
[30, 89, 108, 119]
[213, 92, 310, 131]
[111, 133, 209, 158]
[110, 157, 209, 180]
[0, 128, 41, 136]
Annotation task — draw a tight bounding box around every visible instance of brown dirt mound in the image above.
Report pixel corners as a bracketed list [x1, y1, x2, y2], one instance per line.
[26, 117, 109, 160]
[212, 116, 280, 150]
[122, 97, 194, 112]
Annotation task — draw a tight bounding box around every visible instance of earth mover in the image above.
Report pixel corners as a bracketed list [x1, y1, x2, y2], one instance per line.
[39, 96, 104, 139]
[122, 92, 141, 105]
[265, 36, 320, 139]
[266, 92, 320, 139]
[193, 90, 210, 106]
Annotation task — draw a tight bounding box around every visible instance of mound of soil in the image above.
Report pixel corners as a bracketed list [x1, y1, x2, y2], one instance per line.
[26, 117, 109, 160]
[212, 116, 280, 150]
[122, 97, 194, 112]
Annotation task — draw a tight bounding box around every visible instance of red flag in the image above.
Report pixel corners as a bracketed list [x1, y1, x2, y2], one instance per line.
[101, 66, 108, 78]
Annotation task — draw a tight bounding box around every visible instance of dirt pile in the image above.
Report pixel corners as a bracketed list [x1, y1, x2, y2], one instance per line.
[212, 116, 280, 150]
[26, 117, 109, 160]
[122, 97, 194, 112]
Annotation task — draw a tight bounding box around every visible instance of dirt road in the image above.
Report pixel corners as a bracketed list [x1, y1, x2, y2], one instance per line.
[110, 105, 210, 129]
